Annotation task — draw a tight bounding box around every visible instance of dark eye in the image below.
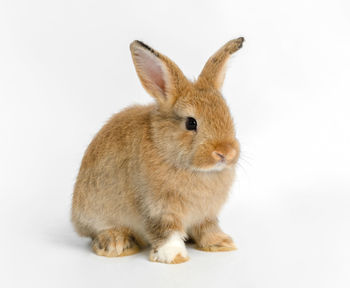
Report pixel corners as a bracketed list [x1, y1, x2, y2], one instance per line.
[186, 117, 197, 131]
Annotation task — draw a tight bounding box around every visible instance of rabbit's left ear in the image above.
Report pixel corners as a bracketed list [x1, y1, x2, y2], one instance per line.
[130, 41, 188, 106]
[197, 37, 244, 91]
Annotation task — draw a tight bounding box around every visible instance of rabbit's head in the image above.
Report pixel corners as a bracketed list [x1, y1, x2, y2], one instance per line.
[130, 38, 244, 172]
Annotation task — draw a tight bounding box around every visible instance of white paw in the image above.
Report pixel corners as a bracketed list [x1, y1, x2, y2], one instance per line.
[150, 232, 188, 264]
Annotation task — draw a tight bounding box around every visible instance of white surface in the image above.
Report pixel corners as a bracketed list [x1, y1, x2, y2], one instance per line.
[1, 0, 350, 287]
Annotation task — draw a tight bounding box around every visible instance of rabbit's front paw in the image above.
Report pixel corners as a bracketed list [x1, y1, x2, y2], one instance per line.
[149, 232, 189, 264]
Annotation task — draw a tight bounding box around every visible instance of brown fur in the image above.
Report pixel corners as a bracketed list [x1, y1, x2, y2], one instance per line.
[72, 38, 244, 263]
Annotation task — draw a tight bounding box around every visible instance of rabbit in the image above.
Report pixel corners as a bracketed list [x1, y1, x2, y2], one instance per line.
[71, 37, 244, 264]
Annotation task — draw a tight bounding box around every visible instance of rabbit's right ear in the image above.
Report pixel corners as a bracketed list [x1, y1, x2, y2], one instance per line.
[130, 41, 188, 106]
[197, 37, 244, 91]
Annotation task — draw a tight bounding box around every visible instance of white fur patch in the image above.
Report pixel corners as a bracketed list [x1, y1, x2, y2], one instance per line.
[193, 162, 227, 172]
[150, 232, 187, 263]
[210, 162, 226, 171]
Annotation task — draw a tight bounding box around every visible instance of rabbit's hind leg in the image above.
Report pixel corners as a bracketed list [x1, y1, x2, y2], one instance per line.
[189, 218, 237, 252]
[92, 227, 140, 257]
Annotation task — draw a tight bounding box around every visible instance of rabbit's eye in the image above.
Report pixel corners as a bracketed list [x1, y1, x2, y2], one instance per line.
[186, 117, 197, 131]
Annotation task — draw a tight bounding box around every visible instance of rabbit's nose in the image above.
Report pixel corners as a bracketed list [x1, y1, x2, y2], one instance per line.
[212, 148, 237, 163]
[212, 151, 226, 162]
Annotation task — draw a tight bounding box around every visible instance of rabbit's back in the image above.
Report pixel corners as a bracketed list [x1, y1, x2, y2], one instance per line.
[71, 104, 155, 238]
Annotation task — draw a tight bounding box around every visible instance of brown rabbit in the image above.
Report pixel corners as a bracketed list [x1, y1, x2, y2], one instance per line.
[71, 37, 244, 264]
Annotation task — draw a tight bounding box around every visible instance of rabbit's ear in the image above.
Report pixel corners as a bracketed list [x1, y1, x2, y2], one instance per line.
[130, 41, 188, 106]
[197, 37, 244, 91]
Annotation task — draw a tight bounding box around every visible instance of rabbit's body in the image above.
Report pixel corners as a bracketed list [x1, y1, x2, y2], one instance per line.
[73, 104, 234, 238]
[72, 38, 244, 263]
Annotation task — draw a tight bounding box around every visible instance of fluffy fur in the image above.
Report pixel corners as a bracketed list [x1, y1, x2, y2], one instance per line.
[71, 37, 244, 264]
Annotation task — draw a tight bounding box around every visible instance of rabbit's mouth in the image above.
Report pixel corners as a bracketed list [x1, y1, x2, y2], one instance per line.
[205, 161, 227, 172]
[190, 159, 236, 173]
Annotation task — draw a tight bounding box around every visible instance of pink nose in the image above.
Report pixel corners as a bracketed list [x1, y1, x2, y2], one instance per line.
[213, 151, 226, 162]
[212, 148, 237, 162]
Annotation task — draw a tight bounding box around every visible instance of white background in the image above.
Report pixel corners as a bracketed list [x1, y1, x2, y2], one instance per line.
[1, 0, 349, 287]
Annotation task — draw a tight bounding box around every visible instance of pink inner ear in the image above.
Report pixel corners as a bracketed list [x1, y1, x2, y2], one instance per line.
[140, 51, 166, 93]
